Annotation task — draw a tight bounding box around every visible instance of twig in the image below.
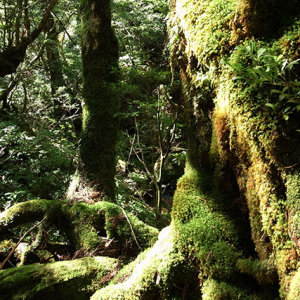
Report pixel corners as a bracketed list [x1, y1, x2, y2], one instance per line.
[120, 207, 142, 250]
[0, 216, 47, 270]
[127, 132, 136, 163]
[284, 163, 298, 169]
[195, 196, 209, 207]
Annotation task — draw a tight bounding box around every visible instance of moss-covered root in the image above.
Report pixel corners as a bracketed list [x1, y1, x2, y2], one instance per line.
[236, 258, 278, 285]
[0, 199, 61, 231]
[65, 201, 159, 251]
[91, 226, 187, 300]
[0, 200, 158, 257]
[0, 256, 118, 300]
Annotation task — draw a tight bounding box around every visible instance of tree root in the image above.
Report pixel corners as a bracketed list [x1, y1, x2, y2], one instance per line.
[0, 256, 119, 300]
[91, 226, 199, 300]
[0, 200, 159, 266]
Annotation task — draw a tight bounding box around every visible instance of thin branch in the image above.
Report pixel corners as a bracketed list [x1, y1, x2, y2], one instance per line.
[50, 11, 73, 42]
[128, 132, 136, 163]
[156, 96, 164, 154]
[0, 216, 47, 270]
[120, 207, 142, 250]
[127, 131, 154, 181]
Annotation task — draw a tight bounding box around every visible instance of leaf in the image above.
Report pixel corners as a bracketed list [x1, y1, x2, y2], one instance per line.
[283, 114, 289, 121]
[232, 76, 243, 80]
[271, 89, 282, 94]
[281, 59, 288, 71]
[279, 93, 287, 101]
[252, 68, 270, 81]
[282, 86, 289, 93]
[286, 59, 300, 70]
[257, 48, 266, 59]
[265, 103, 275, 109]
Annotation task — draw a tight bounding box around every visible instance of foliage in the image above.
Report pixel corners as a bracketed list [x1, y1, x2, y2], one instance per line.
[112, 0, 169, 68]
[0, 115, 77, 209]
[226, 40, 300, 120]
[112, 0, 185, 213]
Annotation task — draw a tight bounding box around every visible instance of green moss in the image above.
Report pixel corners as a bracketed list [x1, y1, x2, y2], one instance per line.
[167, 0, 300, 297]
[0, 256, 118, 300]
[169, 0, 237, 67]
[1, 200, 158, 257]
[288, 267, 300, 300]
[91, 226, 197, 300]
[92, 201, 159, 249]
[236, 258, 278, 285]
[172, 164, 246, 288]
[202, 278, 255, 300]
[0, 200, 61, 230]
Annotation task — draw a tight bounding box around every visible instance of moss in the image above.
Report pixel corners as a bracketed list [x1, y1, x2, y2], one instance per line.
[172, 164, 246, 288]
[36, 250, 55, 263]
[288, 267, 300, 300]
[286, 171, 300, 246]
[60, 201, 158, 251]
[236, 258, 278, 285]
[0, 256, 118, 300]
[1, 200, 158, 260]
[92, 201, 159, 249]
[167, 0, 300, 295]
[169, 0, 237, 68]
[91, 226, 198, 300]
[0, 200, 61, 230]
[201, 278, 255, 300]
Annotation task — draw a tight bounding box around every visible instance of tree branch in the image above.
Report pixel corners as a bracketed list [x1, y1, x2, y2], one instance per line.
[0, 0, 58, 77]
[0, 216, 47, 270]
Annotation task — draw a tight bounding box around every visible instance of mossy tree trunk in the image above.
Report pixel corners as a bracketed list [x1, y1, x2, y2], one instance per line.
[238, 0, 295, 37]
[45, 13, 66, 120]
[78, 0, 119, 200]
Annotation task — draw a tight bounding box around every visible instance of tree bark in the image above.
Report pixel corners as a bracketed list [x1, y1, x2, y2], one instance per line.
[79, 0, 119, 200]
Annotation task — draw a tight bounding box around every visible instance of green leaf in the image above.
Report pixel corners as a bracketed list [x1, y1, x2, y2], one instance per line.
[283, 114, 289, 121]
[286, 59, 300, 70]
[232, 76, 243, 80]
[257, 48, 266, 59]
[265, 103, 275, 109]
[279, 93, 287, 101]
[271, 89, 282, 94]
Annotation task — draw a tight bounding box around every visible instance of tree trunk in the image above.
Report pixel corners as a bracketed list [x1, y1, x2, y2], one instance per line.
[45, 14, 66, 120]
[79, 0, 119, 201]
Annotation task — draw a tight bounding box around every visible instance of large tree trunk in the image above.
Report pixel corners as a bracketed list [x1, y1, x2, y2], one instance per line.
[78, 0, 119, 201]
[45, 14, 66, 120]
